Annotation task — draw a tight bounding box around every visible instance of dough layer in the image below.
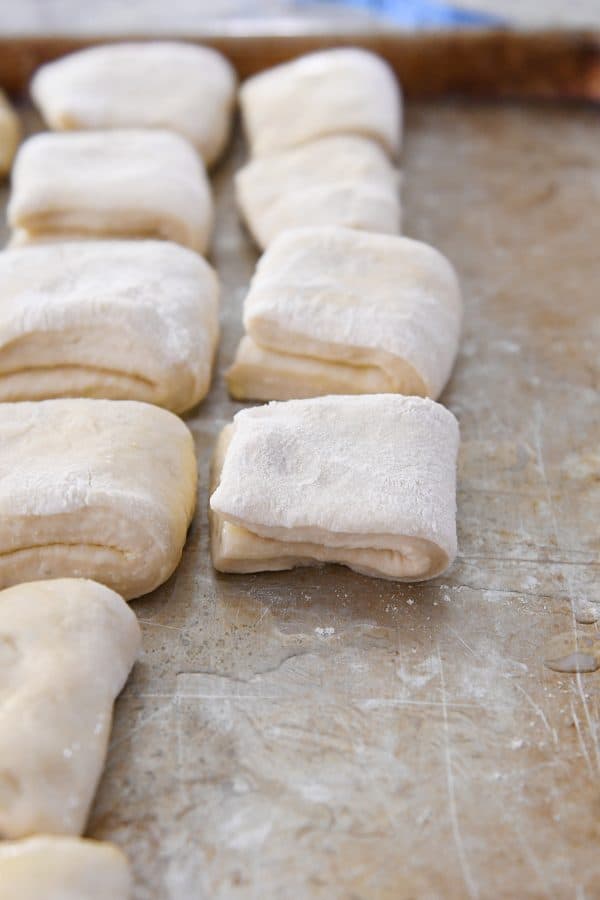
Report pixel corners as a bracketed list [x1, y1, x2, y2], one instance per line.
[227, 335, 398, 400]
[235, 135, 401, 249]
[227, 227, 462, 402]
[31, 41, 237, 167]
[0, 240, 219, 412]
[7, 129, 213, 253]
[240, 48, 402, 158]
[0, 579, 140, 838]
[0, 835, 131, 899]
[0, 399, 197, 598]
[210, 395, 459, 582]
[0, 89, 20, 176]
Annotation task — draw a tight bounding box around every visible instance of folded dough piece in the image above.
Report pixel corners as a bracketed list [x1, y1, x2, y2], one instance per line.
[240, 48, 402, 159]
[0, 89, 20, 177]
[235, 135, 401, 250]
[0, 399, 197, 598]
[7, 129, 213, 253]
[210, 395, 459, 582]
[227, 227, 462, 402]
[0, 240, 219, 412]
[0, 836, 131, 899]
[0, 579, 140, 838]
[31, 41, 237, 167]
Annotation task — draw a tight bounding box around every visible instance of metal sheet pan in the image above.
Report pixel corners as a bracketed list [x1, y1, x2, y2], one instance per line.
[1, 33, 599, 900]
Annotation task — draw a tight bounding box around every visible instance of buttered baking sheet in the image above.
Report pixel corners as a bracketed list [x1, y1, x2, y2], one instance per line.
[1, 75, 599, 899]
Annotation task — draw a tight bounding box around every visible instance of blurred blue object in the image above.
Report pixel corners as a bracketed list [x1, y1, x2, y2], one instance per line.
[294, 0, 506, 27]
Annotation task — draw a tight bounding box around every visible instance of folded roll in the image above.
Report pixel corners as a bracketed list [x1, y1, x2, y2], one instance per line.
[0, 399, 197, 598]
[227, 227, 462, 402]
[0, 89, 20, 177]
[7, 130, 213, 253]
[0, 240, 219, 412]
[0, 579, 140, 838]
[210, 395, 459, 582]
[235, 135, 401, 250]
[240, 48, 402, 159]
[31, 41, 237, 167]
[0, 836, 131, 899]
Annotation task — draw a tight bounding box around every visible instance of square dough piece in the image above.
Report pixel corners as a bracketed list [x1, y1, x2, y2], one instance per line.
[0, 579, 140, 838]
[7, 129, 213, 253]
[0, 240, 219, 412]
[210, 395, 459, 582]
[0, 89, 20, 177]
[227, 227, 462, 402]
[0, 399, 197, 599]
[235, 135, 401, 250]
[0, 836, 131, 900]
[240, 48, 402, 159]
[31, 41, 237, 167]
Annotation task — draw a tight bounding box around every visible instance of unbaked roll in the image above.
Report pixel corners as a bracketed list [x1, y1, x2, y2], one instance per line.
[0, 579, 140, 838]
[0, 399, 197, 598]
[210, 394, 459, 582]
[227, 227, 462, 402]
[0, 240, 219, 412]
[240, 48, 402, 158]
[7, 130, 213, 253]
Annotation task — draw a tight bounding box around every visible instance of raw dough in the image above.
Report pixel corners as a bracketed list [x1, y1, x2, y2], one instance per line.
[0, 89, 20, 177]
[210, 395, 459, 581]
[7, 129, 213, 253]
[0, 836, 131, 899]
[227, 227, 462, 402]
[0, 399, 197, 598]
[0, 240, 219, 412]
[235, 135, 401, 249]
[240, 48, 402, 158]
[31, 41, 237, 167]
[227, 335, 395, 400]
[0, 579, 140, 838]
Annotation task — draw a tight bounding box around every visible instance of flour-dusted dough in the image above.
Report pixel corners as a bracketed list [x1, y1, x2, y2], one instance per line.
[0, 241, 219, 412]
[0, 399, 197, 598]
[0, 579, 140, 838]
[0, 836, 131, 899]
[210, 395, 459, 581]
[227, 227, 462, 402]
[240, 48, 402, 159]
[235, 135, 401, 250]
[7, 130, 213, 253]
[0, 90, 20, 177]
[31, 42, 237, 167]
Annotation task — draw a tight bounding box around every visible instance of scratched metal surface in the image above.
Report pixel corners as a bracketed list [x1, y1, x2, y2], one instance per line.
[1, 99, 599, 898]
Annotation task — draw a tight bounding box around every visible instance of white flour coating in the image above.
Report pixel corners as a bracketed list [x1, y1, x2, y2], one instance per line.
[240, 48, 402, 159]
[235, 135, 401, 249]
[210, 395, 459, 581]
[7, 129, 214, 254]
[31, 41, 237, 166]
[0, 835, 132, 899]
[0, 579, 140, 838]
[236, 227, 462, 400]
[0, 399, 197, 598]
[0, 240, 219, 412]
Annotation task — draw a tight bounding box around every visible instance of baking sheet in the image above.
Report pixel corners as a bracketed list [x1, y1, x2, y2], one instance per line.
[1, 55, 600, 900]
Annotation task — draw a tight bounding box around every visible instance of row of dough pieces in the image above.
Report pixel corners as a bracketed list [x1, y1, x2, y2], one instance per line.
[1, 42, 402, 247]
[0, 44, 460, 410]
[0, 42, 457, 892]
